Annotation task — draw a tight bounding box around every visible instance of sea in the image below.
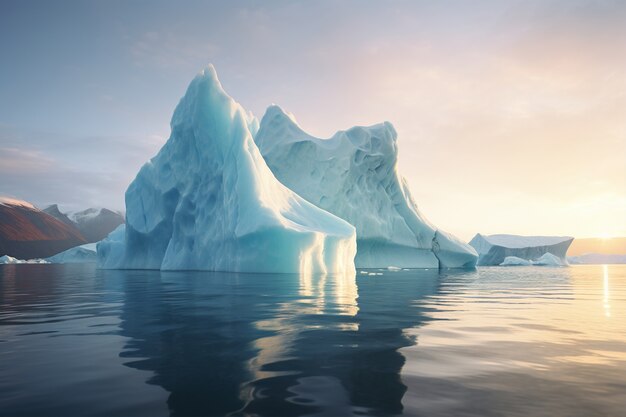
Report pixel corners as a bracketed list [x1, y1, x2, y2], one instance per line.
[1, 264, 624, 416]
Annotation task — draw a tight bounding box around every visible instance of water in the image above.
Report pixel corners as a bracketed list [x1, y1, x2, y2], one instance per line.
[0, 265, 624, 417]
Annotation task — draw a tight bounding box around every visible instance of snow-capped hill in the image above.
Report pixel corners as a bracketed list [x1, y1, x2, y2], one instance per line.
[98, 65, 356, 273]
[255, 105, 477, 269]
[68, 207, 104, 223]
[44, 205, 124, 243]
[68, 208, 124, 243]
[0, 197, 86, 259]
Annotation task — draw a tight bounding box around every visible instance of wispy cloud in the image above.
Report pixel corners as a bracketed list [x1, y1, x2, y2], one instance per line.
[0, 124, 166, 211]
[0, 147, 55, 173]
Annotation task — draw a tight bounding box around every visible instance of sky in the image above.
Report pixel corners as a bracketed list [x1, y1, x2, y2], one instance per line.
[0, 0, 624, 241]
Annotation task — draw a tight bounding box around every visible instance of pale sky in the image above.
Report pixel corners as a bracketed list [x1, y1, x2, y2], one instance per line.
[1, 0, 624, 241]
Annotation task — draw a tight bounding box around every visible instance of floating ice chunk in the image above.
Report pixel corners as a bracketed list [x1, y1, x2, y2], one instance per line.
[499, 252, 568, 267]
[533, 252, 568, 267]
[47, 243, 98, 264]
[500, 256, 532, 266]
[0, 255, 48, 264]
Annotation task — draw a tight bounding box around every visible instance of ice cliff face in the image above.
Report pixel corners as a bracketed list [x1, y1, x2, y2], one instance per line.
[255, 106, 477, 269]
[98, 66, 356, 273]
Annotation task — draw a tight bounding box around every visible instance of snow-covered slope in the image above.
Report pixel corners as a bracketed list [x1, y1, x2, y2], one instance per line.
[470, 234, 573, 266]
[98, 66, 356, 273]
[254, 106, 477, 269]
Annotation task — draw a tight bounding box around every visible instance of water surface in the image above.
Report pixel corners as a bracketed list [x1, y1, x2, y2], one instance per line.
[0, 264, 624, 416]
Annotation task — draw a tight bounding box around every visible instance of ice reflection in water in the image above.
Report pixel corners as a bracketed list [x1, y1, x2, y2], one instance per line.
[0, 264, 625, 417]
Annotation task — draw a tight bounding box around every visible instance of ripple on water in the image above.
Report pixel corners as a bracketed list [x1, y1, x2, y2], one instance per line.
[0, 264, 625, 416]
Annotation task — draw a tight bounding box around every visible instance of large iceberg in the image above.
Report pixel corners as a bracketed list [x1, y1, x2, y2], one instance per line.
[470, 234, 573, 266]
[98, 66, 356, 273]
[254, 106, 477, 269]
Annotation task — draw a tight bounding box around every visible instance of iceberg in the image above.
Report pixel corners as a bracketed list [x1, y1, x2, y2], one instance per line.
[470, 234, 573, 266]
[46, 243, 97, 264]
[254, 106, 477, 269]
[97, 66, 356, 273]
[1, 243, 97, 264]
[0, 255, 48, 264]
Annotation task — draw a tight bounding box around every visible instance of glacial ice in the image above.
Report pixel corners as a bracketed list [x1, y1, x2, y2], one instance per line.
[499, 256, 532, 266]
[97, 66, 356, 273]
[500, 253, 568, 267]
[47, 243, 97, 264]
[254, 106, 477, 269]
[0, 255, 48, 264]
[0, 243, 97, 264]
[533, 252, 568, 266]
[470, 234, 573, 266]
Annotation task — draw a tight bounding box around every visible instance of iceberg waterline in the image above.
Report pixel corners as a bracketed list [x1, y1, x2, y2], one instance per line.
[97, 65, 476, 272]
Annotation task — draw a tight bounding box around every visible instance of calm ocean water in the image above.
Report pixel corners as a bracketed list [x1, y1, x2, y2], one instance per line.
[0, 264, 624, 417]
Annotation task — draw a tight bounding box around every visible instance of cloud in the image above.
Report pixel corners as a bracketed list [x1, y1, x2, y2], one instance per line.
[0, 124, 166, 211]
[0, 147, 54, 173]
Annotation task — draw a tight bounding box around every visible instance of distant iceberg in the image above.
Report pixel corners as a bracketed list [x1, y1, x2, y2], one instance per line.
[0, 243, 98, 265]
[47, 243, 97, 264]
[470, 234, 573, 266]
[255, 106, 477, 269]
[97, 66, 356, 274]
[0, 255, 48, 264]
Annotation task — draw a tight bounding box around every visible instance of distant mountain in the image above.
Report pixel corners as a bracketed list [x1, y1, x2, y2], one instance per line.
[568, 238, 626, 256]
[0, 197, 86, 259]
[68, 208, 124, 243]
[568, 253, 626, 265]
[43, 204, 76, 228]
[44, 206, 124, 243]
